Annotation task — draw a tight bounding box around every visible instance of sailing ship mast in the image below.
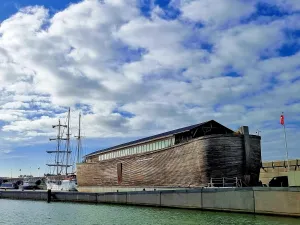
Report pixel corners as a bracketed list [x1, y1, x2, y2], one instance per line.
[66, 108, 71, 175]
[75, 113, 82, 164]
[47, 108, 72, 176]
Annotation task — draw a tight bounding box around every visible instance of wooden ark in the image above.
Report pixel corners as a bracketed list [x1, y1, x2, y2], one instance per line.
[77, 120, 261, 190]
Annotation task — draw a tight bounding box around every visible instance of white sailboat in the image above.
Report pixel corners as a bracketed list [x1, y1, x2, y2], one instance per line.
[45, 108, 82, 191]
[46, 175, 77, 191]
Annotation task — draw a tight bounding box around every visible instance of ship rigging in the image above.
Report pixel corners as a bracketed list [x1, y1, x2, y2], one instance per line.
[47, 108, 72, 175]
[45, 108, 82, 191]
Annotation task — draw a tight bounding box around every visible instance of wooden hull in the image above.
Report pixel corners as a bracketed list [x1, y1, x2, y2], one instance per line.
[77, 134, 261, 189]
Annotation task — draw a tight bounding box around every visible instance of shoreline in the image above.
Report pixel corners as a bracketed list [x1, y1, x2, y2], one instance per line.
[1, 187, 300, 218]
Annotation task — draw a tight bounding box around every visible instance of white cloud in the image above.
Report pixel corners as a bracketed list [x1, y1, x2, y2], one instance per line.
[0, 149, 12, 154]
[213, 22, 284, 69]
[181, 0, 256, 26]
[0, 0, 299, 162]
[265, 0, 300, 11]
[2, 102, 30, 109]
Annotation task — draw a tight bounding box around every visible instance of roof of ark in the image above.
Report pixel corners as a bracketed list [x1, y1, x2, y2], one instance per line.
[86, 120, 233, 157]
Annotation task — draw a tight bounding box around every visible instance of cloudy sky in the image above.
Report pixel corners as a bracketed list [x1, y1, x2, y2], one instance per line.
[0, 0, 299, 177]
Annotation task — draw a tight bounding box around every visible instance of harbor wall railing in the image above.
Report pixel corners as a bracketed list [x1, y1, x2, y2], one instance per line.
[1, 187, 300, 217]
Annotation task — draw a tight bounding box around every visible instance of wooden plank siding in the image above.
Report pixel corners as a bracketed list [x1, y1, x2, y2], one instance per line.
[77, 134, 261, 188]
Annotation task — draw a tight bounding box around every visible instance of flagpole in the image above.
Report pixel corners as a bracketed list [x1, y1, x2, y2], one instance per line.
[281, 112, 289, 171]
[283, 123, 289, 171]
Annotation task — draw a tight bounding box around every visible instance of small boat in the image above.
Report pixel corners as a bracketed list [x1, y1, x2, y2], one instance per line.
[0, 182, 18, 190]
[21, 178, 42, 190]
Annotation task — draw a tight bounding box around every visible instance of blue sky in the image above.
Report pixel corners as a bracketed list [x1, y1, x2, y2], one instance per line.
[0, 0, 81, 21]
[0, 0, 300, 177]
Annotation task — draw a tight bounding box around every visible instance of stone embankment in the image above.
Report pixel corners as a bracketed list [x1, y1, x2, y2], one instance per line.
[1, 187, 299, 217]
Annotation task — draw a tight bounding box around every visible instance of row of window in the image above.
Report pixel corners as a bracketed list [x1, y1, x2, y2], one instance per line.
[99, 137, 175, 161]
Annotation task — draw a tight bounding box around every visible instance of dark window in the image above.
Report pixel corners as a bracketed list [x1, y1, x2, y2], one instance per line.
[117, 163, 122, 184]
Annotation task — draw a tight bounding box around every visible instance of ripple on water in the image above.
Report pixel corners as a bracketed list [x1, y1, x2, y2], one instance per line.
[0, 199, 299, 225]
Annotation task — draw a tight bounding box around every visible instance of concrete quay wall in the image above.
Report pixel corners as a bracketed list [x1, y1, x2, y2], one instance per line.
[1, 187, 300, 217]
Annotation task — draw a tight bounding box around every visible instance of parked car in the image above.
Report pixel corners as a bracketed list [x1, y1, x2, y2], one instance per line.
[0, 182, 18, 190]
[269, 176, 288, 187]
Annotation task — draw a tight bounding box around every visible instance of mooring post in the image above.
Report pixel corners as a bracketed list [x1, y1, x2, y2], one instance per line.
[47, 189, 51, 203]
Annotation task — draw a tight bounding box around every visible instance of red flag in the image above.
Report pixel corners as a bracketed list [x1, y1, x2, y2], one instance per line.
[280, 114, 284, 125]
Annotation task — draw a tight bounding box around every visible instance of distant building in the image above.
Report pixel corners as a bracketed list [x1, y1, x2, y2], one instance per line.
[260, 159, 300, 185]
[77, 120, 261, 192]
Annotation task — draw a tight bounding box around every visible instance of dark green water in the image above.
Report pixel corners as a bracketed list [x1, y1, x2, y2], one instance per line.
[0, 199, 299, 225]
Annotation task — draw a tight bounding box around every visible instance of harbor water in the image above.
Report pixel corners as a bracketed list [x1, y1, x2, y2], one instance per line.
[0, 199, 299, 225]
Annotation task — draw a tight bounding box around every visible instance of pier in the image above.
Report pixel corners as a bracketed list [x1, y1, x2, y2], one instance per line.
[1, 187, 300, 217]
